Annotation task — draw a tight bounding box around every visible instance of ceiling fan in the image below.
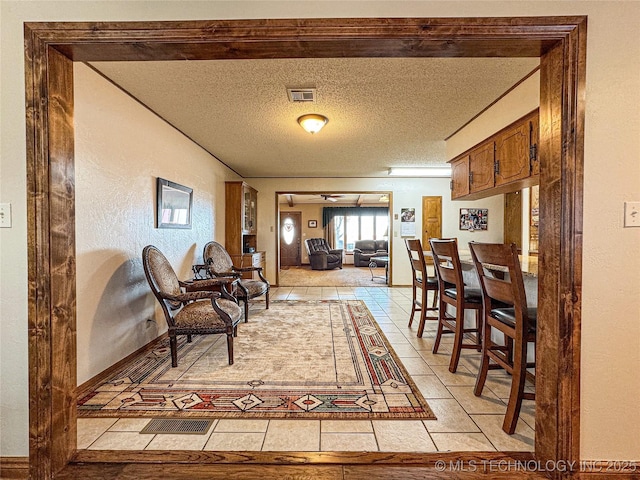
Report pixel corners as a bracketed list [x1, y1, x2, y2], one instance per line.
[319, 194, 343, 203]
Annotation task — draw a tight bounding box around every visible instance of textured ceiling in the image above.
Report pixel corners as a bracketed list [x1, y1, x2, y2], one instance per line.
[90, 57, 539, 178]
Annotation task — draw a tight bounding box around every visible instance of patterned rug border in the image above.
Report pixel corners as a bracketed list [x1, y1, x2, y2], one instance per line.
[77, 300, 435, 420]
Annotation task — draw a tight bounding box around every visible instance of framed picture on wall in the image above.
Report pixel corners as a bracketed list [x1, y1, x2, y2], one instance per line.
[459, 208, 488, 231]
[156, 177, 193, 229]
[308, 220, 318, 228]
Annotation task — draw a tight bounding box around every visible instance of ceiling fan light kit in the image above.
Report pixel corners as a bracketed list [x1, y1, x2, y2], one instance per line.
[298, 114, 328, 134]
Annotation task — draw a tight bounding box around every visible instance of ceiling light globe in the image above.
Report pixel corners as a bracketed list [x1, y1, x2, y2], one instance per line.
[298, 114, 328, 134]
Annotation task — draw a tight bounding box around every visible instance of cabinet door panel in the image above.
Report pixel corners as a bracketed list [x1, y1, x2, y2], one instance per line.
[495, 122, 530, 186]
[451, 156, 470, 199]
[469, 142, 495, 193]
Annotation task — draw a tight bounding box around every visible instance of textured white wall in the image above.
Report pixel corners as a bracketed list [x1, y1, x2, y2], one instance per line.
[74, 64, 241, 384]
[1, 0, 639, 462]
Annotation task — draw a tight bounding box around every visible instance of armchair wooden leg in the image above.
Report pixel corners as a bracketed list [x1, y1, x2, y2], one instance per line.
[266, 291, 270, 309]
[187, 334, 192, 343]
[169, 335, 178, 368]
[227, 333, 234, 365]
[244, 300, 249, 323]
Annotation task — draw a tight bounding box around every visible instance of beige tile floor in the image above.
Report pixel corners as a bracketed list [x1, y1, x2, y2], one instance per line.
[78, 286, 535, 453]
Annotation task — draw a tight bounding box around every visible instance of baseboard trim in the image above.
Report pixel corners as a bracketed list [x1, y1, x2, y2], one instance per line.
[76, 332, 168, 397]
[0, 457, 29, 479]
[578, 460, 639, 479]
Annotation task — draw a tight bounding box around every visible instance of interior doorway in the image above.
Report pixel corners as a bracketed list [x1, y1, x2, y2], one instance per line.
[24, 17, 585, 477]
[280, 211, 302, 267]
[422, 196, 442, 265]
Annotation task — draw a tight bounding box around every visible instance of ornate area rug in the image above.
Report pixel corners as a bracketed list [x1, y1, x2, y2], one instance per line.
[78, 300, 435, 419]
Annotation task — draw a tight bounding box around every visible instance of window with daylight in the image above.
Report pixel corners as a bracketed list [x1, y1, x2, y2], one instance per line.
[334, 214, 389, 252]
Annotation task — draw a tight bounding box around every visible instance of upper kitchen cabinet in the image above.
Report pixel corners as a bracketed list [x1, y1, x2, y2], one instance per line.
[449, 109, 539, 200]
[469, 140, 496, 194]
[495, 110, 539, 187]
[450, 155, 470, 198]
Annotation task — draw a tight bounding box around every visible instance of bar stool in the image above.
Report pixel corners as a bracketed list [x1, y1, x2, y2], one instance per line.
[404, 239, 438, 337]
[469, 241, 536, 434]
[429, 238, 483, 373]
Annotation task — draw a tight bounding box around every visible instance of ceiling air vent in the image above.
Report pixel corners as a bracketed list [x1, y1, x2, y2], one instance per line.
[287, 88, 316, 103]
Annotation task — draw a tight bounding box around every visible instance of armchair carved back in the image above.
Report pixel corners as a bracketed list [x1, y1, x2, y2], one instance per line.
[203, 241, 235, 276]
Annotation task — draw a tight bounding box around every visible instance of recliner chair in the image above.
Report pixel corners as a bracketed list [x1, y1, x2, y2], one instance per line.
[304, 238, 343, 270]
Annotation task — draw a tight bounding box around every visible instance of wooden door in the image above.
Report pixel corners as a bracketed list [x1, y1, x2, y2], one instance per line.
[504, 190, 522, 251]
[495, 120, 530, 186]
[422, 196, 442, 265]
[280, 212, 301, 267]
[450, 156, 470, 199]
[469, 141, 495, 193]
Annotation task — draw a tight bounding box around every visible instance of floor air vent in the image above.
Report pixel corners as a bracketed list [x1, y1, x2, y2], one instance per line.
[140, 418, 214, 435]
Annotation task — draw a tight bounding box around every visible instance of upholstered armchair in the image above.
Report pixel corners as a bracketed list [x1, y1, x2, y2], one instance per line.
[353, 239, 388, 267]
[142, 245, 243, 367]
[304, 238, 343, 270]
[203, 241, 270, 322]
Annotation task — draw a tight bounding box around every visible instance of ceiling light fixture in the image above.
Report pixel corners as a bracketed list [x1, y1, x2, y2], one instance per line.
[388, 166, 452, 177]
[297, 114, 328, 134]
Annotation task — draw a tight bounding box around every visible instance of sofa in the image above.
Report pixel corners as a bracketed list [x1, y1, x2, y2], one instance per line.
[353, 239, 388, 267]
[304, 238, 343, 270]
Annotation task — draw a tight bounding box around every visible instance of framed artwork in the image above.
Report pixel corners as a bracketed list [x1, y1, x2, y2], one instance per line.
[156, 177, 193, 229]
[308, 220, 318, 228]
[459, 208, 488, 231]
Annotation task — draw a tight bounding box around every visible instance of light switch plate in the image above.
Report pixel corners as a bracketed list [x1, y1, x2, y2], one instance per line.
[0, 203, 11, 228]
[624, 201, 640, 227]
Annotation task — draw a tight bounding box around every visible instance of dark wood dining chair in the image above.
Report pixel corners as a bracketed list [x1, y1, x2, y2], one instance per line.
[469, 241, 536, 434]
[405, 239, 439, 337]
[429, 238, 483, 373]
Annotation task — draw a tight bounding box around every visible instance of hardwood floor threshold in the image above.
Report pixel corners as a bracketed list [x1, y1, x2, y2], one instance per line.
[56, 461, 553, 480]
[73, 449, 534, 465]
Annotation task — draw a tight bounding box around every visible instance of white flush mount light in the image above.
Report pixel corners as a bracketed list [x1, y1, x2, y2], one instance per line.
[388, 166, 452, 177]
[297, 114, 328, 134]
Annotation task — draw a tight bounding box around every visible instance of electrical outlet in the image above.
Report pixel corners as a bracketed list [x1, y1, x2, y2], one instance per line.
[0, 203, 11, 228]
[624, 201, 640, 227]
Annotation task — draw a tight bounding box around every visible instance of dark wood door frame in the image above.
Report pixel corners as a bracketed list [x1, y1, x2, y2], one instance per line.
[25, 17, 585, 479]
